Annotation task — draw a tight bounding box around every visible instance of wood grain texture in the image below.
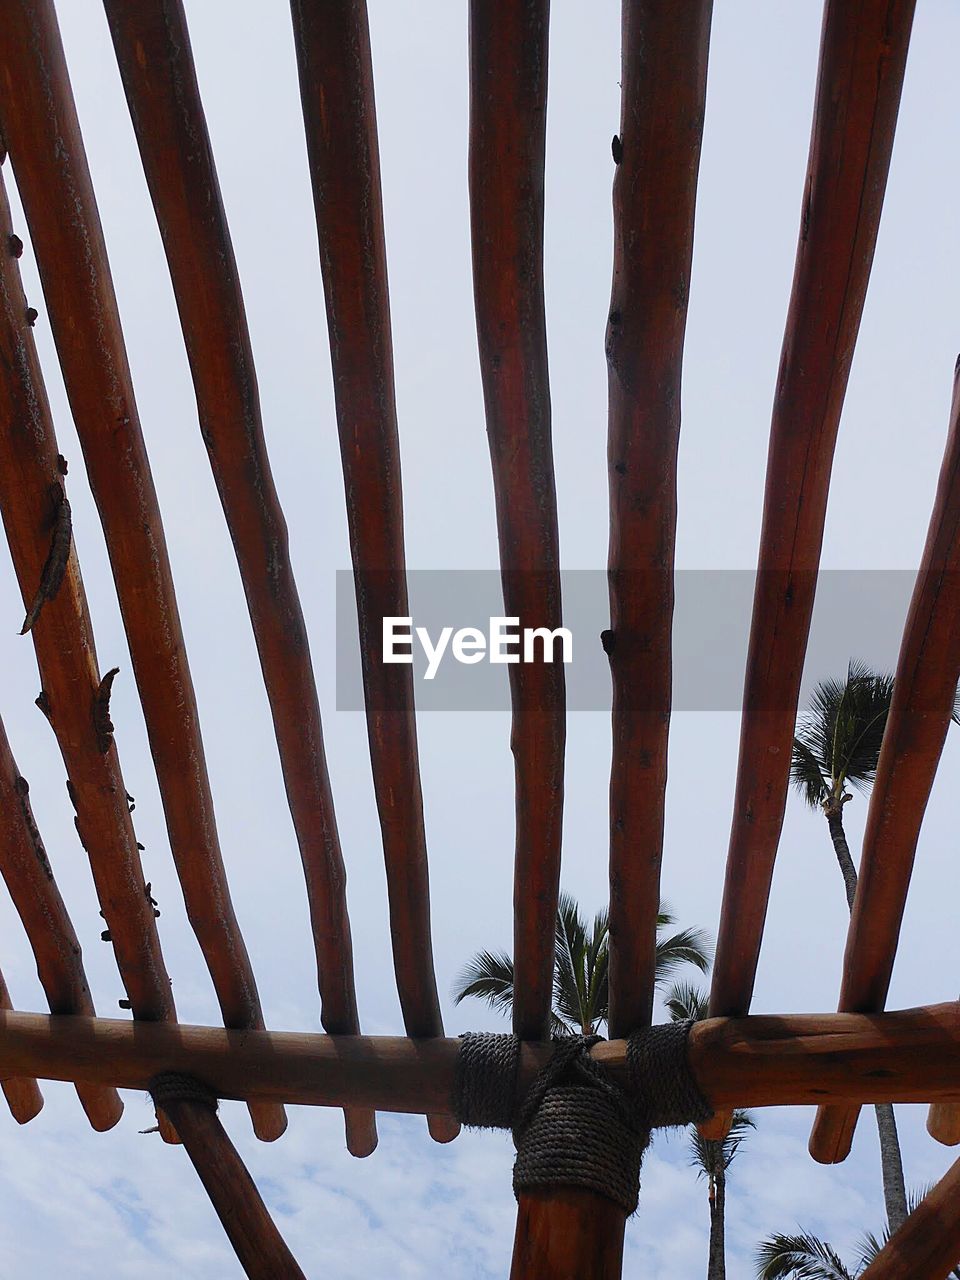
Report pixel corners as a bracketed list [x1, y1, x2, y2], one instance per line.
[605, 0, 712, 1039]
[290, 0, 454, 1142]
[103, 0, 373, 1159]
[0, 972, 42, 1124]
[468, 0, 565, 1043]
[859, 1154, 960, 1279]
[157, 1096, 306, 1279]
[0, 713, 122, 1130]
[5, 1004, 960, 1115]
[0, 0, 283, 1143]
[510, 1189, 626, 1280]
[709, 0, 916, 1029]
[811, 365, 960, 1165]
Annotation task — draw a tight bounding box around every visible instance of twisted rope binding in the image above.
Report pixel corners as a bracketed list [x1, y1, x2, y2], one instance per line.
[149, 1071, 219, 1113]
[626, 1019, 713, 1128]
[452, 1021, 712, 1215]
[455, 1032, 521, 1130]
[512, 1035, 648, 1214]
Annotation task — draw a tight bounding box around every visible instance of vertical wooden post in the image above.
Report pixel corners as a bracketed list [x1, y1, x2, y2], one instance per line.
[510, 1189, 626, 1280]
[0, 972, 42, 1124]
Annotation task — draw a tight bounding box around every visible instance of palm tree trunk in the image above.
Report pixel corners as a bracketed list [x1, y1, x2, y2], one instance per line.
[824, 806, 858, 910]
[874, 1102, 908, 1233]
[823, 808, 908, 1231]
[707, 1167, 725, 1279]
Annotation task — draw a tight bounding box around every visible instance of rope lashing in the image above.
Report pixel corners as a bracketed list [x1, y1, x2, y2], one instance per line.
[149, 1071, 219, 1113]
[453, 1021, 712, 1215]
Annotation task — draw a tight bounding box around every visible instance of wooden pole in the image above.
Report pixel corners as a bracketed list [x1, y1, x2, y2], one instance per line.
[102, 0, 374, 1160]
[510, 1189, 626, 1280]
[605, 0, 712, 1040]
[0, 714, 122, 1131]
[290, 0, 454, 1144]
[468, 0, 565, 1047]
[3, 1005, 960, 1117]
[708, 0, 917, 1027]
[157, 1093, 306, 1279]
[811, 366, 960, 1165]
[0, 0, 283, 1144]
[859, 1154, 960, 1279]
[0, 973, 42, 1124]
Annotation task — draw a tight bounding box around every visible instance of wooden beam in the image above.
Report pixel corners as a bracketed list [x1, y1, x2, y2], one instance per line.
[0, 713, 122, 1131]
[468, 0, 564, 1043]
[4, 1004, 960, 1115]
[290, 0, 453, 1142]
[810, 364, 960, 1165]
[0, 168, 174, 1028]
[859, 1154, 960, 1279]
[510, 1189, 626, 1280]
[709, 0, 916, 1029]
[0, 974, 42, 1124]
[101, 0, 374, 1160]
[0, 0, 284, 1143]
[605, 0, 712, 1039]
[156, 1091, 306, 1279]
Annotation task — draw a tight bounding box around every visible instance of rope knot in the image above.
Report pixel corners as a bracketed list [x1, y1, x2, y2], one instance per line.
[453, 1021, 712, 1216]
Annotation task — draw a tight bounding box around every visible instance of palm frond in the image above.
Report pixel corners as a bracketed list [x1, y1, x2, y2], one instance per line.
[664, 980, 707, 1023]
[794, 661, 893, 801]
[451, 950, 515, 1017]
[791, 736, 829, 809]
[755, 1232, 855, 1280]
[655, 926, 712, 986]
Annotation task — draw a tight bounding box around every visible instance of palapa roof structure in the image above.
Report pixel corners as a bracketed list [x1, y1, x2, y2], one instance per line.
[0, 0, 958, 1276]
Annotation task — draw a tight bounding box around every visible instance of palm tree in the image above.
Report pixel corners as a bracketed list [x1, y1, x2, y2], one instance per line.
[667, 981, 754, 1280]
[452, 890, 711, 1037]
[790, 660, 906, 1231]
[755, 1190, 960, 1278]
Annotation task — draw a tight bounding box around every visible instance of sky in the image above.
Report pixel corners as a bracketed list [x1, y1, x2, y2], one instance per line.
[0, 1, 959, 1276]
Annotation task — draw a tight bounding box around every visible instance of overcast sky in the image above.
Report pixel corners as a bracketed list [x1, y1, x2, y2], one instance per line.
[1, 2, 960, 1276]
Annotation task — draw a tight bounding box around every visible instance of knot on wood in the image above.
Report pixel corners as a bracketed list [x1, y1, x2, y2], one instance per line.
[94, 667, 119, 753]
[453, 1023, 711, 1214]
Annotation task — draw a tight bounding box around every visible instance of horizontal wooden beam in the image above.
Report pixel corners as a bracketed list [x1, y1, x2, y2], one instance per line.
[3, 1004, 960, 1118]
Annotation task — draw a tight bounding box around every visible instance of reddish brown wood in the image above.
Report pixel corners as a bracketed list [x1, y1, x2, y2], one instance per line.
[0, 713, 122, 1131]
[0, 0, 284, 1142]
[811, 365, 960, 1166]
[928, 1103, 960, 1147]
[510, 1189, 626, 1280]
[468, 0, 564, 1043]
[102, 0, 374, 1159]
[859, 1154, 960, 1279]
[157, 1096, 306, 1279]
[0, 972, 42, 1124]
[709, 0, 916, 1026]
[604, 0, 712, 1039]
[0, 167, 174, 1029]
[290, 0, 453, 1139]
[5, 1004, 960, 1116]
